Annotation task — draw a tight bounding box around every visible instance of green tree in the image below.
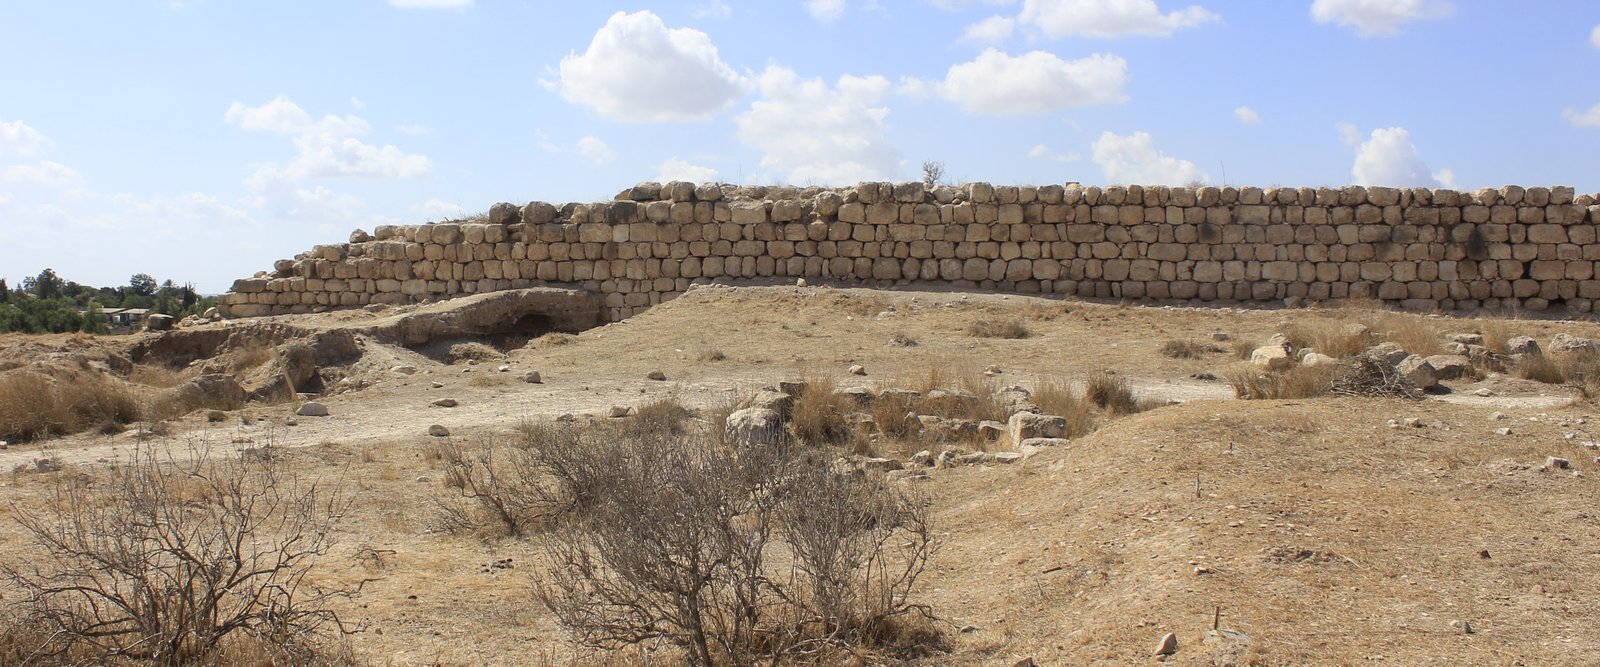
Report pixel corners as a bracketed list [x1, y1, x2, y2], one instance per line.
[128, 273, 158, 298]
[24, 269, 63, 300]
[0, 278, 8, 303]
[81, 301, 109, 334]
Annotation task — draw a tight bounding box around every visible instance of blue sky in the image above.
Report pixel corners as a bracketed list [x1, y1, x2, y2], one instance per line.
[2, 0, 1597, 293]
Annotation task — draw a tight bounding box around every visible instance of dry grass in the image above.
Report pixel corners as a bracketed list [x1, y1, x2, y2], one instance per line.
[628, 396, 694, 435]
[1226, 363, 1344, 400]
[788, 376, 857, 447]
[967, 318, 1031, 339]
[1283, 319, 1373, 358]
[446, 342, 502, 364]
[1084, 371, 1148, 416]
[128, 363, 188, 389]
[1516, 355, 1567, 384]
[1479, 318, 1517, 355]
[1230, 338, 1259, 360]
[1031, 377, 1097, 439]
[1158, 339, 1220, 359]
[1366, 311, 1443, 357]
[698, 349, 727, 362]
[0, 370, 142, 443]
[225, 342, 275, 375]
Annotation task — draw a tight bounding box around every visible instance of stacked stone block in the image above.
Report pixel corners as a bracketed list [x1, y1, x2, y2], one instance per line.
[221, 181, 1600, 322]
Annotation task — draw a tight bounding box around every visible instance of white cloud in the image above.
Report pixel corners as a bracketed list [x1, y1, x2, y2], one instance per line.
[412, 198, 467, 220]
[0, 119, 47, 157]
[226, 97, 430, 186]
[927, 0, 1020, 9]
[1591, 24, 1600, 48]
[389, 0, 473, 8]
[658, 157, 719, 183]
[576, 136, 616, 165]
[805, 0, 847, 21]
[396, 123, 430, 136]
[1433, 167, 1458, 189]
[350, 96, 366, 110]
[1, 160, 85, 190]
[736, 67, 903, 185]
[1028, 144, 1081, 162]
[1310, 0, 1452, 37]
[962, 15, 1017, 42]
[1350, 127, 1448, 187]
[1092, 131, 1206, 185]
[1019, 0, 1219, 38]
[1233, 106, 1261, 125]
[1562, 102, 1600, 127]
[1336, 121, 1364, 146]
[557, 10, 749, 123]
[692, 0, 733, 19]
[935, 49, 1127, 115]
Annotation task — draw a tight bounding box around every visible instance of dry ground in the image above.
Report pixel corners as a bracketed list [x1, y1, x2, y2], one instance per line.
[1, 285, 1598, 665]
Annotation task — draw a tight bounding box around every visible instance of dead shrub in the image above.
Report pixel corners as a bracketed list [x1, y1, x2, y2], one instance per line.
[1516, 354, 1566, 384]
[698, 349, 727, 362]
[535, 430, 938, 665]
[1479, 319, 1516, 356]
[887, 332, 919, 348]
[1159, 339, 1220, 359]
[431, 427, 577, 539]
[1561, 353, 1600, 400]
[1230, 338, 1259, 360]
[790, 377, 857, 447]
[629, 396, 694, 436]
[2, 443, 357, 665]
[1228, 364, 1346, 400]
[1326, 356, 1424, 399]
[226, 342, 276, 375]
[127, 363, 187, 389]
[0, 370, 142, 443]
[967, 318, 1031, 339]
[445, 341, 501, 364]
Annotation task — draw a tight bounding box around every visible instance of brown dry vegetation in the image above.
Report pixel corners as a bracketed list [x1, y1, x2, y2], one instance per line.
[1, 287, 1599, 665]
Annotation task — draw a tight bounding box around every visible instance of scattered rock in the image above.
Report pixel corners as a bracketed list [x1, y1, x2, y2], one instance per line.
[431, 398, 459, 408]
[796, 278, 807, 287]
[1364, 342, 1410, 366]
[935, 450, 961, 468]
[1007, 412, 1067, 445]
[992, 452, 1023, 464]
[1154, 632, 1178, 656]
[497, 364, 510, 373]
[145, 313, 175, 331]
[1301, 352, 1338, 367]
[415, 475, 430, 483]
[1506, 336, 1541, 357]
[842, 386, 874, 404]
[1402, 417, 1424, 428]
[1012, 659, 1036, 667]
[428, 424, 450, 437]
[1212, 332, 1230, 341]
[522, 371, 543, 383]
[978, 420, 1006, 440]
[1449, 333, 1485, 345]
[1549, 333, 1596, 354]
[863, 458, 903, 472]
[909, 450, 933, 467]
[957, 452, 989, 465]
[743, 389, 796, 418]
[1544, 456, 1571, 470]
[724, 408, 784, 447]
[391, 365, 418, 375]
[1425, 354, 1474, 380]
[848, 364, 867, 376]
[777, 379, 807, 396]
[297, 402, 330, 417]
[646, 370, 667, 381]
[430, 381, 445, 389]
[1474, 388, 1494, 397]
[1020, 437, 1071, 448]
[34, 458, 63, 473]
[1396, 355, 1439, 390]
[608, 405, 633, 418]
[1250, 343, 1293, 371]
[1495, 427, 1513, 436]
[1489, 411, 1508, 421]
[983, 365, 1002, 376]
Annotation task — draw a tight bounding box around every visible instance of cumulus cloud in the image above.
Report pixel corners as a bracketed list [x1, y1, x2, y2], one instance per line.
[804, 0, 847, 21]
[658, 157, 719, 183]
[0, 119, 47, 156]
[226, 96, 430, 186]
[1028, 144, 1081, 162]
[1233, 106, 1261, 125]
[1335, 120, 1364, 146]
[735, 67, 903, 185]
[1592, 24, 1600, 48]
[962, 15, 1017, 42]
[576, 135, 616, 165]
[934, 49, 1127, 115]
[1091, 131, 1206, 185]
[1310, 0, 1452, 37]
[557, 10, 748, 123]
[1, 160, 85, 190]
[389, 0, 473, 8]
[1562, 102, 1600, 127]
[412, 198, 467, 220]
[1019, 0, 1219, 39]
[1350, 126, 1451, 187]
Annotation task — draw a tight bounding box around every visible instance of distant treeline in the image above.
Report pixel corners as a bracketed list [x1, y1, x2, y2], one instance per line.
[0, 269, 217, 334]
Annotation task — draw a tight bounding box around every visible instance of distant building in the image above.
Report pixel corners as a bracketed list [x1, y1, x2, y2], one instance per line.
[100, 308, 150, 327]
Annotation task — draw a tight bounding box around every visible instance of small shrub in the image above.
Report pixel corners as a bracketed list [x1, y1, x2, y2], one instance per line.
[1283, 320, 1372, 358]
[630, 396, 694, 436]
[698, 349, 727, 362]
[1560, 353, 1600, 400]
[0, 370, 142, 443]
[3, 443, 357, 664]
[1230, 338, 1259, 360]
[1369, 312, 1443, 357]
[1516, 355, 1566, 384]
[1227, 364, 1342, 400]
[887, 332, 919, 348]
[432, 427, 577, 538]
[127, 363, 187, 389]
[1478, 319, 1516, 355]
[1159, 339, 1220, 359]
[446, 341, 501, 364]
[967, 318, 1031, 339]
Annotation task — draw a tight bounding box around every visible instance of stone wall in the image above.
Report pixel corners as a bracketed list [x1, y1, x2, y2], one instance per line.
[220, 181, 1600, 321]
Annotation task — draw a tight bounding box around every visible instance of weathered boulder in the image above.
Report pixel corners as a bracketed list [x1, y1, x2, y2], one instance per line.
[1301, 352, 1338, 367]
[1549, 333, 1596, 354]
[1007, 412, 1067, 446]
[741, 389, 795, 419]
[1424, 354, 1474, 381]
[1364, 342, 1410, 366]
[1506, 336, 1541, 356]
[1251, 341, 1293, 370]
[1396, 355, 1439, 390]
[725, 407, 785, 448]
[297, 402, 329, 417]
[145, 314, 175, 331]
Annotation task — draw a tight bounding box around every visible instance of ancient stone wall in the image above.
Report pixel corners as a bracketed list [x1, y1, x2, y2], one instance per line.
[220, 181, 1600, 321]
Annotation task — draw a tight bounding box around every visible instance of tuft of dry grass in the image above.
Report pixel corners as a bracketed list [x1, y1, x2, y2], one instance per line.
[967, 318, 1031, 339]
[1230, 338, 1259, 360]
[1367, 312, 1443, 357]
[1283, 319, 1373, 358]
[1478, 319, 1517, 355]
[1031, 377, 1097, 439]
[128, 363, 188, 389]
[628, 396, 694, 435]
[1227, 364, 1343, 400]
[1084, 371, 1148, 416]
[1159, 339, 1220, 359]
[1515, 355, 1566, 384]
[788, 376, 857, 446]
[225, 342, 275, 375]
[0, 370, 142, 443]
[446, 342, 502, 364]
[698, 349, 727, 362]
